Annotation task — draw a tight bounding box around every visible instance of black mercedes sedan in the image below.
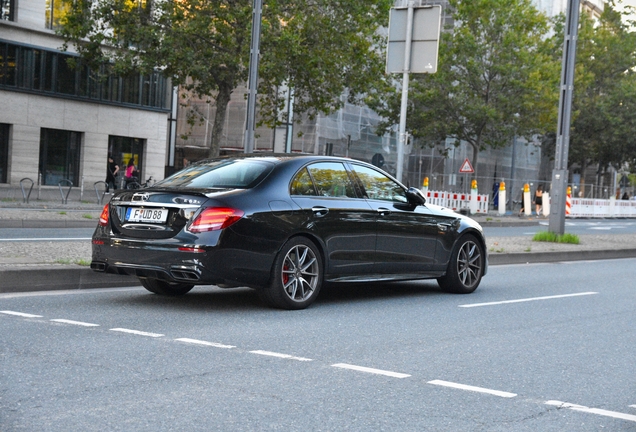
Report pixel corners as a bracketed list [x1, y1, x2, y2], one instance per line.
[91, 154, 487, 309]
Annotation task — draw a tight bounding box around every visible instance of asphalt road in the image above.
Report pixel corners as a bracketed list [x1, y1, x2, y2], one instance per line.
[483, 219, 636, 237]
[2, 258, 635, 431]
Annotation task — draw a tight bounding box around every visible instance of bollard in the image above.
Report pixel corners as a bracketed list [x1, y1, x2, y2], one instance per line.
[523, 183, 531, 216]
[542, 192, 550, 216]
[470, 179, 478, 215]
[421, 177, 429, 195]
[566, 186, 572, 216]
[498, 181, 506, 215]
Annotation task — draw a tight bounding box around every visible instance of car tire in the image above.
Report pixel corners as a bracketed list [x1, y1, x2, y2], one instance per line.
[259, 237, 323, 310]
[437, 234, 484, 294]
[139, 278, 194, 296]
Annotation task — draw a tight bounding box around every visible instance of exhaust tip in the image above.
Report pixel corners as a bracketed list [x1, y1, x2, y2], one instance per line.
[91, 262, 107, 272]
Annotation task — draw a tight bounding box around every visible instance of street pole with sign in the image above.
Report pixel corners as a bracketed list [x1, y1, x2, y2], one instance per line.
[549, 0, 579, 234]
[386, 3, 441, 184]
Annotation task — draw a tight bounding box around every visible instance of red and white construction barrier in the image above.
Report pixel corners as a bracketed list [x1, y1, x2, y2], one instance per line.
[425, 190, 490, 214]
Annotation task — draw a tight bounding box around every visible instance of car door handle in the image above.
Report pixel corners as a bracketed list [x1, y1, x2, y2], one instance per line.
[312, 206, 329, 217]
[377, 207, 391, 216]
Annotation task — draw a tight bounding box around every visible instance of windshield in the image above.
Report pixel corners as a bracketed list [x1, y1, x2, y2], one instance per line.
[154, 159, 274, 189]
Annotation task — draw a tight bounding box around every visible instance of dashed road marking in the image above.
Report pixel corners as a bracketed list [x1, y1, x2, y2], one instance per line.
[459, 292, 598, 308]
[546, 400, 636, 422]
[428, 379, 517, 398]
[1, 310, 43, 318]
[331, 363, 410, 378]
[250, 350, 312, 361]
[51, 319, 99, 327]
[109, 328, 164, 338]
[175, 338, 235, 349]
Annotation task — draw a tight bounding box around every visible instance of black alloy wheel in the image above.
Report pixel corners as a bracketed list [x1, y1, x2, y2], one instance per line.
[259, 237, 323, 310]
[437, 234, 484, 294]
[140, 278, 194, 296]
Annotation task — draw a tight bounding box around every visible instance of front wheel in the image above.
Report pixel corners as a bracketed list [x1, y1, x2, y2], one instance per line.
[437, 234, 484, 294]
[140, 278, 194, 296]
[259, 237, 323, 310]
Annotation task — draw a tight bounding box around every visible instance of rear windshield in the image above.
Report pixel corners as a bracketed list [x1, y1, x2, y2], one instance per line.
[154, 159, 274, 189]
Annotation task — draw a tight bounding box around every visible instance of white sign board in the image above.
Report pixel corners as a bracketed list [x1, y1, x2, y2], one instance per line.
[386, 6, 442, 74]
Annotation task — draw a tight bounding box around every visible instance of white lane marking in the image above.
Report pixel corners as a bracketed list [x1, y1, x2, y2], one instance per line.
[546, 400, 636, 422]
[459, 292, 598, 308]
[630, 405, 636, 409]
[110, 328, 164, 338]
[0, 310, 43, 318]
[175, 338, 235, 349]
[0, 238, 92, 242]
[331, 363, 410, 378]
[250, 350, 312, 362]
[428, 379, 517, 398]
[51, 319, 99, 327]
[589, 227, 613, 230]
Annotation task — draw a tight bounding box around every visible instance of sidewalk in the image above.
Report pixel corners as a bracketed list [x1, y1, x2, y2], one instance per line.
[1, 199, 635, 294]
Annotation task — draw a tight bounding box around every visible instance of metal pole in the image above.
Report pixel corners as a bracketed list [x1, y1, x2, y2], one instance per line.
[396, 1, 414, 183]
[243, 0, 263, 154]
[549, 0, 579, 234]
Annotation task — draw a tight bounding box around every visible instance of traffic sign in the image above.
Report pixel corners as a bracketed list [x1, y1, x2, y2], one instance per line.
[459, 158, 474, 173]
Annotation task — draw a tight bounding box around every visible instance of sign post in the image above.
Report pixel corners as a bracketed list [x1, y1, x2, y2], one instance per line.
[386, 3, 441, 183]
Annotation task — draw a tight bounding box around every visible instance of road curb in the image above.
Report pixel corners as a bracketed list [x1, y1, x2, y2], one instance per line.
[0, 220, 98, 228]
[3, 248, 636, 294]
[488, 248, 636, 265]
[0, 267, 138, 293]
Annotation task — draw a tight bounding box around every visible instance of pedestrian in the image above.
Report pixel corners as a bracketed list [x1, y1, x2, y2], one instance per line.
[106, 155, 119, 193]
[518, 188, 525, 217]
[622, 192, 630, 200]
[534, 184, 543, 216]
[124, 159, 138, 188]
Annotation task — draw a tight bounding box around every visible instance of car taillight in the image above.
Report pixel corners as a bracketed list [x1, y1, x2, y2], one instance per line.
[188, 207, 244, 233]
[99, 204, 109, 226]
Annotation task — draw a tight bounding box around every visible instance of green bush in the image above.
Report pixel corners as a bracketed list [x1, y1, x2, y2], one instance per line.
[532, 231, 580, 244]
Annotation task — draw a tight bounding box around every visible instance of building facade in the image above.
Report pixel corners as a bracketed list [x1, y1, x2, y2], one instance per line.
[0, 0, 172, 199]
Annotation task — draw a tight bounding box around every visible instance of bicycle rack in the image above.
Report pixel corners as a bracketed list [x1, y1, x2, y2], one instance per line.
[94, 181, 108, 205]
[20, 178, 34, 203]
[58, 179, 73, 204]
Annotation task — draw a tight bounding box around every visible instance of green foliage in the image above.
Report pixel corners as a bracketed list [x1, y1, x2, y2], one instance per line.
[532, 231, 580, 244]
[565, 1, 636, 172]
[58, 0, 392, 158]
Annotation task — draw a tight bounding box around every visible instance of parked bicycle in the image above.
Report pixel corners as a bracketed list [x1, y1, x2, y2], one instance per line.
[126, 176, 154, 190]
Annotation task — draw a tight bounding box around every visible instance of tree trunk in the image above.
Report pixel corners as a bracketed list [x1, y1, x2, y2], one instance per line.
[208, 83, 233, 158]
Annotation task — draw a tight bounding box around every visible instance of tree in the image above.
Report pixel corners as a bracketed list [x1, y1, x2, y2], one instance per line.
[58, 0, 392, 158]
[567, 2, 636, 180]
[371, 0, 558, 177]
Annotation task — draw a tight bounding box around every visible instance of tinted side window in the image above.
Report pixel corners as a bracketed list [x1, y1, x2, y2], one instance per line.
[351, 164, 407, 203]
[290, 167, 316, 195]
[291, 162, 356, 198]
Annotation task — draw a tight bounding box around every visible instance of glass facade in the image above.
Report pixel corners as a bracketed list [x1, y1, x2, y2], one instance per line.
[39, 128, 82, 186]
[0, 41, 170, 111]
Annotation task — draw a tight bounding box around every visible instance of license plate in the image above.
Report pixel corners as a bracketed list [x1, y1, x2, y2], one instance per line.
[126, 207, 169, 223]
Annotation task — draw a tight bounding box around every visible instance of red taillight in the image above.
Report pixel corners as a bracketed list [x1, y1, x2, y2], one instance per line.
[188, 207, 244, 233]
[99, 204, 109, 226]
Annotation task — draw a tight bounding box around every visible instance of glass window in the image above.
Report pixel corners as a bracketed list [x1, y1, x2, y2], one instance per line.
[39, 128, 82, 186]
[0, 44, 17, 87]
[46, 0, 73, 30]
[57, 56, 76, 94]
[290, 167, 317, 196]
[1, 0, 16, 21]
[351, 164, 407, 203]
[108, 135, 145, 186]
[155, 159, 273, 189]
[0, 123, 9, 183]
[306, 162, 356, 198]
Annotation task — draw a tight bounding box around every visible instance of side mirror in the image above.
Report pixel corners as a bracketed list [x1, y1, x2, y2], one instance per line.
[406, 187, 426, 205]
